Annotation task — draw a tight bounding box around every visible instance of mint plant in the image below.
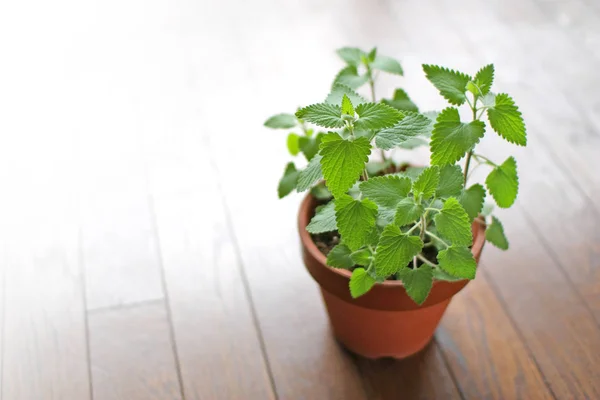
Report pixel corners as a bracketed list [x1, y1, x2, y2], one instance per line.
[265, 47, 525, 305]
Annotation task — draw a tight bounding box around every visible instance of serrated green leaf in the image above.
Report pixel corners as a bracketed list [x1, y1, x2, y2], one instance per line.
[335, 195, 378, 251]
[394, 197, 424, 226]
[398, 265, 433, 305]
[374, 224, 423, 277]
[434, 197, 472, 246]
[354, 103, 403, 130]
[486, 216, 509, 250]
[460, 184, 486, 221]
[306, 201, 337, 234]
[296, 103, 344, 129]
[278, 162, 299, 198]
[474, 64, 494, 96]
[436, 165, 464, 198]
[298, 132, 323, 161]
[287, 133, 300, 156]
[375, 112, 432, 150]
[432, 267, 465, 282]
[422, 65, 471, 105]
[349, 268, 376, 298]
[487, 93, 527, 146]
[437, 246, 477, 279]
[333, 65, 369, 89]
[413, 166, 440, 200]
[359, 175, 412, 208]
[310, 183, 332, 200]
[320, 133, 371, 197]
[296, 154, 323, 192]
[325, 84, 367, 106]
[341, 94, 354, 116]
[264, 113, 297, 129]
[430, 107, 486, 166]
[326, 243, 354, 269]
[382, 88, 419, 112]
[371, 55, 404, 75]
[351, 248, 373, 266]
[336, 47, 364, 66]
[486, 156, 518, 208]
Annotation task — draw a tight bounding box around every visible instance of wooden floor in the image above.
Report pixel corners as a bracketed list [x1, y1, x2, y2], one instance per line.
[1, 0, 600, 398]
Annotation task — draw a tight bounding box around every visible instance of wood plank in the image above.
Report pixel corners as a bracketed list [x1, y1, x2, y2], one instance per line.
[356, 343, 462, 400]
[193, 0, 463, 396]
[391, 2, 600, 397]
[437, 272, 553, 399]
[146, 131, 276, 399]
[88, 302, 182, 400]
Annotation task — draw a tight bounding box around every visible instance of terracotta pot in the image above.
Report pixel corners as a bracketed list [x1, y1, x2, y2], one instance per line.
[299, 194, 486, 359]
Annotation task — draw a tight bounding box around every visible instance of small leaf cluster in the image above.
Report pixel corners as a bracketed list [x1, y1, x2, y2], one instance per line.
[266, 47, 526, 305]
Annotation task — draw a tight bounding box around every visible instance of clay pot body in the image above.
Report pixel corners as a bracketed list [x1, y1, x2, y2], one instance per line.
[299, 194, 486, 359]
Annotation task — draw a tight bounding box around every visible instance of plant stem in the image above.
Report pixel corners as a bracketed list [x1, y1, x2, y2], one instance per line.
[366, 69, 387, 163]
[424, 207, 440, 213]
[420, 215, 426, 241]
[425, 230, 450, 248]
[472, 153, 497, 166]
[406, 221, 421, 235]
[417, 254, 438, 268]
[412, 256, 418, 269]
[362, 169, 369, 181]
[463, 96, 480, 185]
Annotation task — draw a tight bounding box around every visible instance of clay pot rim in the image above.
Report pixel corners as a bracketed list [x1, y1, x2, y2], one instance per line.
[298, 193, 486, 289]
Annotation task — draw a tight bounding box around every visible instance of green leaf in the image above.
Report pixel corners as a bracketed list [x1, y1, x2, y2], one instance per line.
[326, 243, 354, 269]
[297, 154, 323, 192]
[298, 133, 323, 161]
[430, 107, 486, 166]
[486, 156, 519, 208]
[394, 197, 424, 226]
[320, 133, 372, 197]
[413, 166, 440, 201]
[335, 195, 378, 251]
[306, 201, 337, 233]
[325, 84, 367, 106]
[367, 47, 377, 62]
[349, 268, 376, 298]
[374, 224, 423, 277]
[354, 103, 403, 130]
[459, 184, 486, 221]
[437, 246, 477, 279]
[487, 93, 527, 146]
[436, 165, 464, 198]
[341, 94, 354, 116]
[398, 265, 433, 305]
[422, 65, 471, 106]
[310, 183, 332, 200]
[264, 113, 297, 129]
[486, 216, 509, 250]
[433, 267, 465, 282]
[287, 133, 300, 156]
[375, 112, 432, 150]
[382, 89, 419, 112]
[333, 65, 369, 89]
[351, 248, 372, 266]
[359, 175, 412, 208]
[296, 104, 344, 129]
[336, 47, 364, 66]
[474, 64, 494, 96]
[371, 55, 403, 75]
[434, 197, 472, 246]
[278, 162, 299, 198]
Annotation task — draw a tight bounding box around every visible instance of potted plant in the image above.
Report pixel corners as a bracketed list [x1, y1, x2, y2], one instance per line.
[265, 47, 525, 359]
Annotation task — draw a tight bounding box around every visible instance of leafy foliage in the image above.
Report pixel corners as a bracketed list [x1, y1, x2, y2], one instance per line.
[270, 53, 526, 303]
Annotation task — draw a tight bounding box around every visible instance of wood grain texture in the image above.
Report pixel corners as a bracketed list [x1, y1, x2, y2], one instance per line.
[88, 302, 182, 400]
[356, 343, 462, 400]
[437, 272, 553, 399]
[146, 132, 276, 399]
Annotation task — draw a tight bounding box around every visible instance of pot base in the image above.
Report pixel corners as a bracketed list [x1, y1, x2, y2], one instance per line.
[321, 288, 451, 359]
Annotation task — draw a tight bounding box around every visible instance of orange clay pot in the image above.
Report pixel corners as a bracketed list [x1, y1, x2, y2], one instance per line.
[299, 194, 486, 359]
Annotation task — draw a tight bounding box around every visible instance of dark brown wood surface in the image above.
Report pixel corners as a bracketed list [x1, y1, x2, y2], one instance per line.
[1, 0, 599, 398]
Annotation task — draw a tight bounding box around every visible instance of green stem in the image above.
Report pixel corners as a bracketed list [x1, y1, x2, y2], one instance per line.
[463, 96, 479, 185]
[424, 207, 440, 213]
[417, 253, 438, 268]
[412, 256, 418, 269]
[419, 215, 426, 241]
[472, 153, 497, 166]
[362, 169, 369, 181]
[425, 230, 450, 248]
[406, 221, 422, 235]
